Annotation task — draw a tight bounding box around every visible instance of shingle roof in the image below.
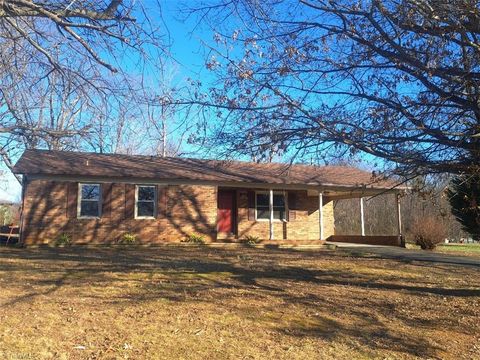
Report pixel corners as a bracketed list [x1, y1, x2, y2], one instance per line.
[13, 149, 398, 190]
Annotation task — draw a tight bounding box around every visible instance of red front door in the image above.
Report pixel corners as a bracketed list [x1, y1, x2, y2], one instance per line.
[217, 190, 235, 233]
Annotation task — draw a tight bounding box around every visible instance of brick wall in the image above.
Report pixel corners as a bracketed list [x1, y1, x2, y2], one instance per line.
[236, 189, 334, 241]
[21, 180, 217, 245]
[21, 180, 335, 245]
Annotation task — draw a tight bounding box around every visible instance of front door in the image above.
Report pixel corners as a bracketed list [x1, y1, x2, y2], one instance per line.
[217, 190, 235, 234]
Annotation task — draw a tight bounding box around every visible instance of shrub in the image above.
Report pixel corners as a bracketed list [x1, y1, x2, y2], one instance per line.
[410, 216, 447, 250]
[55, 233, 71, 246]
[120, 232, 137, 244]
[182, 233, 205, 244]
[241, 235, 261, 245]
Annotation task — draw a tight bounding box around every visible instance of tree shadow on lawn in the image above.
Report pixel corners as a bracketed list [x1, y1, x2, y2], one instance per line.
[0, 246, 478, 358]
[1, 247, 479, 299]
[279, 315, 441, 358]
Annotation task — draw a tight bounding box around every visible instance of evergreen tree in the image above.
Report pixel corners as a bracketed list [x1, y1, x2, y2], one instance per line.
[447, 175, 480, 241]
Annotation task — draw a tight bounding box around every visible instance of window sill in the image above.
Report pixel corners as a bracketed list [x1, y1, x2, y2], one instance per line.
[77, 216, 101, 219]
[256, 218, 288, 223]
[135, 216, 156, 220]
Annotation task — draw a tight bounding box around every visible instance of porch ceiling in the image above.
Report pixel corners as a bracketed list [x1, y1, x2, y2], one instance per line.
[319, 188, 402, 199]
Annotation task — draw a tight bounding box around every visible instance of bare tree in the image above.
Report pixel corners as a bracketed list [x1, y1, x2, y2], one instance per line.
[0, 0, 168, 177]
[133, 58, 206, 158]
[184, 0, 480, 177]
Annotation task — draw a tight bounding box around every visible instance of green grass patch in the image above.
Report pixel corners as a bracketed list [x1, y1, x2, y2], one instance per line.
[437, 244, 480, 254]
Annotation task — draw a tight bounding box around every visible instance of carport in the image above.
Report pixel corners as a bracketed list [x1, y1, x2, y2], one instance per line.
[317, 187, 405, 247]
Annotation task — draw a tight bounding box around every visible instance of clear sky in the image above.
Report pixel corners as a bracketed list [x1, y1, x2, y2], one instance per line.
[0, 172, 20, 202]
[3, 1, 215, 202]
[2, 1, 375, 201]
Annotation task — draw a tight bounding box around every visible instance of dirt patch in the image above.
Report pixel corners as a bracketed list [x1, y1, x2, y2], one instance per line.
[0, 246, 479, 359]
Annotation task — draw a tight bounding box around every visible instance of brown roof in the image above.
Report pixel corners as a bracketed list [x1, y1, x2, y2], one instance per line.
[13, 149, 397, 190]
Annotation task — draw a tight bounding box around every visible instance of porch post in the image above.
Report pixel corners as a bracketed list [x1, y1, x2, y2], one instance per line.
[360, 197, 365, 236]
[395, 192, 404, 246]
[269, 189, 274, 240]
[319, 192, 324, 240]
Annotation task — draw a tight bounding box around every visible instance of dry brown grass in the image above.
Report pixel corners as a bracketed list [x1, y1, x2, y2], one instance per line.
[0, 246, 479, 360]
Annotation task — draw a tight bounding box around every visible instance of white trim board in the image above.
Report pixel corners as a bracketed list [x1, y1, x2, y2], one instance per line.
[134, 184, 157, 219]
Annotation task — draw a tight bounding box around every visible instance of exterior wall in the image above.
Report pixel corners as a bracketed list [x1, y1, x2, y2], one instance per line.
[21, 180, 217, 245]
[163, 184, 218, 241]
[322, 200, 335, 239]
[20, 180, 334, 245]
[236, 189, 334, 241]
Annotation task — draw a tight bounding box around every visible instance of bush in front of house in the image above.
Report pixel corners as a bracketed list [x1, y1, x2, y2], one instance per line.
[240, 235, 261, 245]
[182, 233, 205, 244]
[411, 216, 447, 250]
[54, 233, 71, 246]
[119, 232, 137, 244]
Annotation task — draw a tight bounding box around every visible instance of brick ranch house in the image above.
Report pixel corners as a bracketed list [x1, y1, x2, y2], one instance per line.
[13, 149, 404, 246]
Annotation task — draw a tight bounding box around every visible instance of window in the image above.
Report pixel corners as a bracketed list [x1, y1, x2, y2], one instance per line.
[256, 191, 287, 221]
[79, 183, 101, 217]
[136, 185, 156, 218]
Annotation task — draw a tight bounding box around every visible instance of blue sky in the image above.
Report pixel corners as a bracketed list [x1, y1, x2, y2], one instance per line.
[3, 1, 215, 202]
[0, 173, 19, 202]
[2, 1, 383, 201]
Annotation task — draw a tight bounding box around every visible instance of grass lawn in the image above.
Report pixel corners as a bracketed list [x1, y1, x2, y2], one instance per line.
[0, 246, 479, 360]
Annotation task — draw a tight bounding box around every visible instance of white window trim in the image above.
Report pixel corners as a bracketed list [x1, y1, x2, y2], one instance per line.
[135, 185, 157, 219]
[255, 190, 288, 222]
[77, 183, 102, 219]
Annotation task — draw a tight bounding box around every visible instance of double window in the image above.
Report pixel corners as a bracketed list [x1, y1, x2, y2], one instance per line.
[135, 185, 156, 218]
[256, 191, 287, 221]
[79, 183, 101, 218]
[78, 183, 157, 219]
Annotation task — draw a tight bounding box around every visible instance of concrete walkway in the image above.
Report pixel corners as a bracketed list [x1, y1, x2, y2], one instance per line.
[326, 242, 480, 267]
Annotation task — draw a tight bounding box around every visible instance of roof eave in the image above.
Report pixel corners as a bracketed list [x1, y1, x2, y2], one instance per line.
[23, 172, 403, 193]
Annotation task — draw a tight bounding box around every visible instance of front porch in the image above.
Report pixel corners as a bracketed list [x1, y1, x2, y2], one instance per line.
[216, 185, 404, 246]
